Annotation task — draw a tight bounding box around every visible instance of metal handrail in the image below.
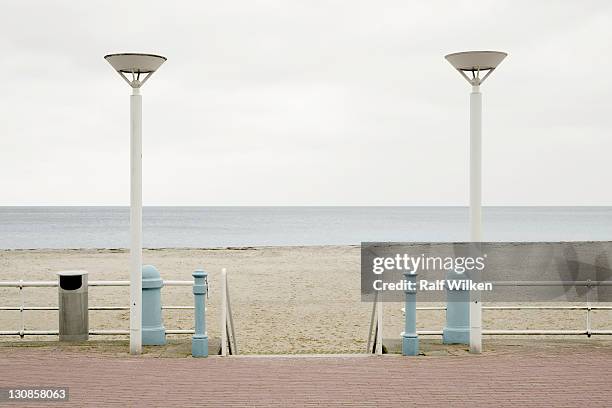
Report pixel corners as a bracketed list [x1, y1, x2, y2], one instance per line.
[3, 279, 612, 339]
[491, 280, 612, 286]
[0, 329, 197, 336]
[0, 279, 194, 338]
[415, 330, 612, 335]
[401, 305, 612, 311]
[392, 280, 612, 337]
[0, 280, 192, 288]
[0, 306, 195, 311]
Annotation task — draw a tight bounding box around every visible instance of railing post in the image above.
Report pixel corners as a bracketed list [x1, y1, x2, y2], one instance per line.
[192, 269, 208, 357]
[586, 279, 592, 338]
[19, 280, 24, 338]
[402, 271, 419, 356]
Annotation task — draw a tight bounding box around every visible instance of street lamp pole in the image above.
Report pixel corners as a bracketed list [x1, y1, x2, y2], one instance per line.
[470, 84, 482, 243]
[469, 83, 482, 354]
[130, 85, 143, 355]
[445, 50, 507, 354]
[105, 53, 167, 355]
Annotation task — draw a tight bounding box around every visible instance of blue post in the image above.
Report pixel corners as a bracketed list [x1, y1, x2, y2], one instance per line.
[141, 265, 166, 345]
[402, 271, 419, 356]
[443, 271, 470, 344]
[192, 269, 208, 357]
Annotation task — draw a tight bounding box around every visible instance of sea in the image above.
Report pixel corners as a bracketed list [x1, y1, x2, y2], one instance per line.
[1, 206, 611, 249]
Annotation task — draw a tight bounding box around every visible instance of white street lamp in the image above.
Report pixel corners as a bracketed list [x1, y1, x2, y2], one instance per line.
[445, 50, 507, 354]
[105, 53, 167, 355]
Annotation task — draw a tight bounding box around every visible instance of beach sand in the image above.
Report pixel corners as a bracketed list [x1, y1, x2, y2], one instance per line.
[1, 246, 610, 354]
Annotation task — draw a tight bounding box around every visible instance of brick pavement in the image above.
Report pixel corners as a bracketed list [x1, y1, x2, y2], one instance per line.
[1, 347, 611, 407]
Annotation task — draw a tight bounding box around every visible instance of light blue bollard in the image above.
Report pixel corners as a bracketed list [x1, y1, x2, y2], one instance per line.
[402, 271, 419, 356]
[192, 269, 209, 357]
[142, 265, 166, 345]
[443, 270, 470, 344]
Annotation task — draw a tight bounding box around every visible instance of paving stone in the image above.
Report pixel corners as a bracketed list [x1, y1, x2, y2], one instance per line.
[1, 343, 611, 407]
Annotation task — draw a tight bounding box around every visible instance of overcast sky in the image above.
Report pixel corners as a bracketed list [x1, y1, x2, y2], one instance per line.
[1, 1, 611, 206]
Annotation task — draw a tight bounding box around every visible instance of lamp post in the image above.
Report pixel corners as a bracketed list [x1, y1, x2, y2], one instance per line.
[105, 53, 167, 354]
[444, 50, 507, 353]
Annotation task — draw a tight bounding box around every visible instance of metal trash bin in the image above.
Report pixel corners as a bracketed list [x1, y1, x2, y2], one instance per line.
[57, 270, 89, 342]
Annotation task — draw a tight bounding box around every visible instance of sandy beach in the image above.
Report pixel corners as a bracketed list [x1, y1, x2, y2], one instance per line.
[1, 246, 610, 354]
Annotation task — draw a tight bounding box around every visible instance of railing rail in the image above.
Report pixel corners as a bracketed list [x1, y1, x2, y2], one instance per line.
[0, 280, 192, 288]
[2, 279, 612, 339]
[0, 280, 193, 338]
[396, 279, 612, 337]
[402, 306, 612, 336]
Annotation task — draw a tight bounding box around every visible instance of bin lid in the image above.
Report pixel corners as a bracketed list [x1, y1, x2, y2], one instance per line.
[57, 270, 88, 276]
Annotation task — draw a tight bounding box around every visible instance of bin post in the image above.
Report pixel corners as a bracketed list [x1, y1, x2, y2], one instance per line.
[142, 265, 166, 345]
[443, 271, 470, 344]
[401, 271, 419, 356]
[192, 269, 208, 357]
[57, 270, 89, 342]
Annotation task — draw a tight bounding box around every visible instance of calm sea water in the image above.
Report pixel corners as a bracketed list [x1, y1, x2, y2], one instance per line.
[0, 206, 611, 249]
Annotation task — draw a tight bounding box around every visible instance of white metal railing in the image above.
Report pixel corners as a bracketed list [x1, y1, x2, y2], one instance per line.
[0, 280, 193, 337]
[3, 279, 612, 340]
[404, 305, 612, 336]
[398, 279, 612, 337]
[0, 280, 192, 287]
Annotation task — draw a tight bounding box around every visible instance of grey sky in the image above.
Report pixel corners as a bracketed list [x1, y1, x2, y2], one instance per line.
[1, 1, 611, 206]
